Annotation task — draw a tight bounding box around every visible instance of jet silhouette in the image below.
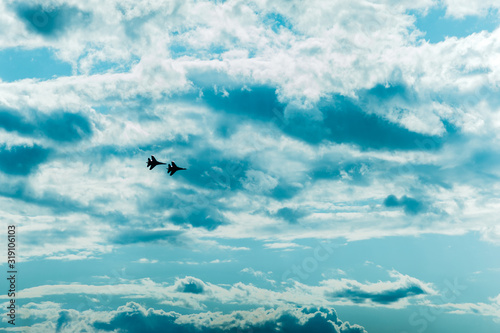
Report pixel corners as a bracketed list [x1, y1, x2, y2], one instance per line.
[147, 155, 166, 170]
[167, 161, 186, 176]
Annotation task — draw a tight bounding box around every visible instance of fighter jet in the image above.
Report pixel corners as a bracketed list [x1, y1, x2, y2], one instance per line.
[167, 161, 186, 176]
[147, 155, 166, 170]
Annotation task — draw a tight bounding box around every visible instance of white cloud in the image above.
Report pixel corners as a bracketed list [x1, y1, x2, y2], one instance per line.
[263, 242, 310, 250]
[435, 297, 500, 320]
[209, 259, 232, 264]
[240, 169, 278, 193]
[6, 300, 368, 333]
[442, 0, 500, 18]
[241, 267, 276, 284]
[134, 258, 159, 264]
[1, 271, 436, 310]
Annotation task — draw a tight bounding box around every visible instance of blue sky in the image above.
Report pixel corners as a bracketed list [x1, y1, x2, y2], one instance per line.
[1, 0, 500, 332]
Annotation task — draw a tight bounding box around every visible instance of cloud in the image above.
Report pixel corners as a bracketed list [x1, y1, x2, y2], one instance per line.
[283, 96, 445, 150]
[0, 109, 93, 143]
[240, 170, 278, 193]
[5, 272, 435, 310]
[41, 112, 93, 142]
[320, 270, 436, 306]
[1, 3, 500, 331]
[263, 242, 304, 250]
[170, 205, 226, 230]
[241, 267, 276, 284]
[0, 144, 50, 175]
[209, 259, 232, 264]
[134, 258, 159, 264]
[0, 109, 36, 134]
[174, 276, 208, 294]
[383, 194, 426, 215]
[330, 283, 425, 305]
[56, 310, 72, 332]
[3, 301, 368, 333]
[110, 228, 184, 245]
[437, 301, 500, 319]
[442, 0, 500, 18]
[0, 0, 499, 284]
[202, 85, 283, 121]
[14, 3, 92, 38]
[91, 302, 368, 333]
[274, 207, 308, 224]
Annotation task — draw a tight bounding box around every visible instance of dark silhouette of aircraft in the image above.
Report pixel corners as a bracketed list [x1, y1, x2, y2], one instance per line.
[167, 161, 186, 176]
[147, 156, 166, 170]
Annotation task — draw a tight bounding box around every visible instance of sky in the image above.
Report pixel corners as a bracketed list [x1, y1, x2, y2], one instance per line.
[1, 0, 500, 332]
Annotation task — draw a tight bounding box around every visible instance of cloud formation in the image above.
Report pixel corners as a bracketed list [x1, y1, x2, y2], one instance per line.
[1, 1, 500, 330]
[383, 194, 426, 215]
[12, 301, 367, 333]
[4, 271, 435, 310]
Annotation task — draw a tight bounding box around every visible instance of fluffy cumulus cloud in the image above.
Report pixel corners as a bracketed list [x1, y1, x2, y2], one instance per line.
[93, 303, 368, 333]
[6, 301, 367, 333]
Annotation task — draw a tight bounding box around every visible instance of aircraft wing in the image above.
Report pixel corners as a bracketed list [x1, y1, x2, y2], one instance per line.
[149, 165, 155, 170]
[151, 155, 157, 162]
[171, 161, 177, 168]
[169, 169, 177, 176]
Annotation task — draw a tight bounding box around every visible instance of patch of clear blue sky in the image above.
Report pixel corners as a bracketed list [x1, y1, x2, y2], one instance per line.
[413, 7, 500, 43]
[0, 47, 72, 81]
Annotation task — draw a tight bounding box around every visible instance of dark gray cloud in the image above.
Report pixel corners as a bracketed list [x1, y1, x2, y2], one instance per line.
[270, 182, 303, 200]
[274, 207, 308, 224]
[14, 3, 92, 37]
[90, 302, 367, 333]
[327, 283, 427, 304]
[0, 144, 50, 175]
[174, 276, 207, 294]
[42, 112, 93, 142]
[203, 85, 284, 121]
[56, 310, 72, 333]
[0, 110, 36, 134]
[383, 195, 426, 215]
[0, 109, 93, 142]
[199, 84, 445, 151]
[110, 228, 184, 245]
[284, 96, 443, 150]
[170, 206, 226, 230]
